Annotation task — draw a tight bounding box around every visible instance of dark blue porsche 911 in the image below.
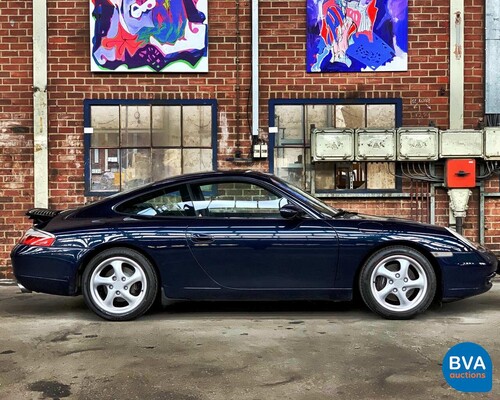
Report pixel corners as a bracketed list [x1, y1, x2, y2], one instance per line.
[11, 171, 498, 321]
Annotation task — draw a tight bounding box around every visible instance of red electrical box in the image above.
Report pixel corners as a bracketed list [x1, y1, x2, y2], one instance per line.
[445, 159, 476, 188]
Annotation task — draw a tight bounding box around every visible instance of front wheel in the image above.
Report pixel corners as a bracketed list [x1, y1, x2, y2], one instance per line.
[82, 248, 158, 321]
[359, 246, 436, 319]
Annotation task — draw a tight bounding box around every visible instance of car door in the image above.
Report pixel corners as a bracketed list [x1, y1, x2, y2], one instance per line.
[186, 179, 339, 289]
[114, 184, 217, 294]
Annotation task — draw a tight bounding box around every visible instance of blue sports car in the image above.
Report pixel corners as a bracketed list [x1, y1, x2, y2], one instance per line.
[11, 171, 498, 321]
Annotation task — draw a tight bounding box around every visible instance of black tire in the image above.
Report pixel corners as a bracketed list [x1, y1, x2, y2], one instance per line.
[82, 248, 158, 321]
[359, 246, 436, 319]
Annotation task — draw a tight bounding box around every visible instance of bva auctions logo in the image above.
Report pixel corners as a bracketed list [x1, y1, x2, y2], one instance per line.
[442, 342, 493, 392]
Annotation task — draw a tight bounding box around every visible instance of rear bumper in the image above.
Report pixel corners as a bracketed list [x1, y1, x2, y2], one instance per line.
[11, 244, 88, 296]
[15, 275, 71, 296]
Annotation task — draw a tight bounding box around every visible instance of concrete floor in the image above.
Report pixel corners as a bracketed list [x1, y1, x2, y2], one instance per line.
[0, 282, 499, 400]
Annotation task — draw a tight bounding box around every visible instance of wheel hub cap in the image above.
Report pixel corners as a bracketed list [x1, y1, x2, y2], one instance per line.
[90, 256, 147, 315]
[370, 255, 428, 312]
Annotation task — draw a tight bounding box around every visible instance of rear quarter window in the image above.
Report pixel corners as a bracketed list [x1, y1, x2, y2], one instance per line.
[115, 187, 195, 217]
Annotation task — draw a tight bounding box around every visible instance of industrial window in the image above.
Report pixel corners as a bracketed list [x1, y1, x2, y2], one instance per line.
[269, 99, 402, 194]
[84, 100, 217, 195]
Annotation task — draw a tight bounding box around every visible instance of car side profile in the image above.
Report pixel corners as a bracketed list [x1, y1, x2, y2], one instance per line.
[11, 171, 498, 321]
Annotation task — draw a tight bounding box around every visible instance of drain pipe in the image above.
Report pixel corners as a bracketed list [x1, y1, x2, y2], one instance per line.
[448, 0, 465, 229]
[448, 189, 471, 235]
[449, 0, 464, 129]
[251, 0, 259, 137]
[33, 1, 49, 208]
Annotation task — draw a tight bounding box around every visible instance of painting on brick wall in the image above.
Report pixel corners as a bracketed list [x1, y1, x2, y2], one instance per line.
[306, 0, 408, 72]
[90, 0, 208, 72]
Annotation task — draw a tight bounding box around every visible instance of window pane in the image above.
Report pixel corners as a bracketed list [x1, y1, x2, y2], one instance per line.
[152, 149, 181, 181]
[183, 105, 212, 147]
[275, 105, 304, 145]
[306, 104, 330, 134]
[193, 182, 287, 218]
[120, 105, 151, 147]
[183, 148, 212, 173]
[91, 106, 119, 147]
[90, 148, 120, 192]
[116, 187, 195, 217]
[314, 162, 335, 191]
[152, 106, 181, 147]
[367, 162, 396, 189]
[334, 162, 367, 189]
[121, 149, 152, 190]
[367, 105, 396, 128]
[335, 105, 365, 128]
[275, 147, 309, 190]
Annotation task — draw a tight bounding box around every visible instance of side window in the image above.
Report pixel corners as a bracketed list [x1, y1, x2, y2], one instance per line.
[116, 186, 195, 217]
[191, 181, 289, 218]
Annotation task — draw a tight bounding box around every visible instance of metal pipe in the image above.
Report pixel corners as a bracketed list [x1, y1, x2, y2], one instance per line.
[430, 183, 436, 225]
[449, 0, 464, 129]
[235, 0, 241, 153]
[17, 283, 32, 294]
[33, 0, 49, 207]
[251, 0, 259, 136]
[480, 181, 485, 245]
[456, 216, 463, 235]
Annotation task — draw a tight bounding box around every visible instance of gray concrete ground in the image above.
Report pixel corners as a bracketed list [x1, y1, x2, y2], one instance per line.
[0, 281, 499, 400]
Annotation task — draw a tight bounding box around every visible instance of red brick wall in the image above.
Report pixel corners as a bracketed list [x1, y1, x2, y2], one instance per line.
[464, 0, 486, 129]
[0, 2, 34, 278]
[0, 0, 496, 278]
[259, 0, 484, 130]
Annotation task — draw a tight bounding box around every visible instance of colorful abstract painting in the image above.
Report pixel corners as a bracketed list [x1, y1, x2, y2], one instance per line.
[90, 0, 208, 72]
[307, 0, 408, 72]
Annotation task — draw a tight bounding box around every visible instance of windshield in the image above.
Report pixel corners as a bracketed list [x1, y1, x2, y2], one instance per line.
[272, 176, 340, 218]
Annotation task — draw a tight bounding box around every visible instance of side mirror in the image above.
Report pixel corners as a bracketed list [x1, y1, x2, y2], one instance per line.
[279, 203, 304, 220]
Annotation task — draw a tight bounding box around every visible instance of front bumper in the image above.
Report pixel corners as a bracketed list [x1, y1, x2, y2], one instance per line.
[439, 249, 497, 301]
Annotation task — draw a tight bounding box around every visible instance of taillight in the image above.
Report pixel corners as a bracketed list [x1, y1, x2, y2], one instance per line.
[20, 228, 56, 247]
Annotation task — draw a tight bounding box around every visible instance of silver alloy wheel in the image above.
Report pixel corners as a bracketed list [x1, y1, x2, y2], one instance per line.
[89, 256, 147, 315]
[369, 254, 428, 312]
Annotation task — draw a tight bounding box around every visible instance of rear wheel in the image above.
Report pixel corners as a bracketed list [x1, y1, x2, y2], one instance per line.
[82, 248, 158, 321]
[359, 246, 436, 319]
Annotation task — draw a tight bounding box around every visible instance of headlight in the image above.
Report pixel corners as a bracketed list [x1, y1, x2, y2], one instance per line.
[445, 227, 481, 250]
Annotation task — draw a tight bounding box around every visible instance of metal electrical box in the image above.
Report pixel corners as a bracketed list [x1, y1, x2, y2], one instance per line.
[355, 129, 396, 161]
[311, 128, 354, 161]
[440, 130, 483, 158]
[397, 127, 439, 161]
[484, 127, 500, 160]
[445, 159, 476, 188]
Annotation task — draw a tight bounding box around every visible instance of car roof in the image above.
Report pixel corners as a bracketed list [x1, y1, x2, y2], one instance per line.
[151, 170, 275, 186]
[108, 170, 278, 199]
[72, 170, 283, 218]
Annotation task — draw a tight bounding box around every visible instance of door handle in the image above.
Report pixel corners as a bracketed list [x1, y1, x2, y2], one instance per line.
[189, 233, 215, 243]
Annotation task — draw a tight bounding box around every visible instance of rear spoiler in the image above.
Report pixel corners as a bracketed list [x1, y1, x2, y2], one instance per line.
[26, 208, 61, 224]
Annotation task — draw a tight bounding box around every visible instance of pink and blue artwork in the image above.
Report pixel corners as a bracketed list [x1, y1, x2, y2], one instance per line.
[307, 0, 408, 72]
[90, 0, 208, 73]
